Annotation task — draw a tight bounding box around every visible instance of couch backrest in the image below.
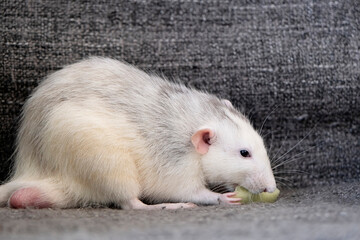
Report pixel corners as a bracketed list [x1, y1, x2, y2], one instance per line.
[1, 0, 359, 187]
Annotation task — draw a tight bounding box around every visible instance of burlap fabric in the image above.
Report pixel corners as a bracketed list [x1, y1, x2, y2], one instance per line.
[1, 0, 359, 187]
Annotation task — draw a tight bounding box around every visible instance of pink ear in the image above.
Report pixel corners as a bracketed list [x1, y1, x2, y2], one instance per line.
[191, 128, 215, 155]
[222, 99, 233, 108]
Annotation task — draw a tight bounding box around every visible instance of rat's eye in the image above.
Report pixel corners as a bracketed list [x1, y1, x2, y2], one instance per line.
[240, 150, 251, 158]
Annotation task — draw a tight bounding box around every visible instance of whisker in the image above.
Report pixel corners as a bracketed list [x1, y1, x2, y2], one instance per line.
[273, 169, 309, 175]
[271, 124, 317, 166]
[274, 179, 290, 187]
[210, 183, 224, 191]
[209, 182, 232, 193]
[275, 180, 297, 195]
[267, 137, 275, 157]
[262, 129, 280, 139]
[259, 105, 278, 136]
[272, 145, 316, 170]
[269, 124, 291, 163]
[246, 106, 256, 121]
[272, 155, 308, 170]
[275, 176, 293, 183]
[270, 141, 285, 163]
[266, 130, 284, 165]
[271, 145, 316, 168]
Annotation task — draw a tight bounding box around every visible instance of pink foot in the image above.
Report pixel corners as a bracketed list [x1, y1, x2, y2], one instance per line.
[122, 198, 197, 210]
[218, 192, 242, 205]
[9, 187, 52, 209]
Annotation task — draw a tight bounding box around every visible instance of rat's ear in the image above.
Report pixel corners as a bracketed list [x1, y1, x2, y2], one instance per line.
[191, 128, 216, 155]
[222, 99, 233, 108]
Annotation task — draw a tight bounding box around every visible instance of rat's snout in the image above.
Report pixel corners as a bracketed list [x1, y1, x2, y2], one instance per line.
[260, 170, 277, 193]
[241, 167, 277, 194]
[263, 175, 277, 193]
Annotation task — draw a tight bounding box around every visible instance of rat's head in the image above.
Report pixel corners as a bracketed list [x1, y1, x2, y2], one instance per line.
[191, 107, 276, 194]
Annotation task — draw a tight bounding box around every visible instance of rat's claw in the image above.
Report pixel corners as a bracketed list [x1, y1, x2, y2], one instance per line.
[229, 197, 242, 203]
[223, 192, 237, 198]
[218, 192, 242, 205]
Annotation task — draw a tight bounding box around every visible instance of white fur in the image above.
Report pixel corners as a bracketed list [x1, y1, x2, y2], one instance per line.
[0, 57, 276, 208]
[201, 119, 276, 194]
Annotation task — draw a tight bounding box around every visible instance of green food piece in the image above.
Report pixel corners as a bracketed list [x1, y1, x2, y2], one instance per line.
[234, 186, 280, 204]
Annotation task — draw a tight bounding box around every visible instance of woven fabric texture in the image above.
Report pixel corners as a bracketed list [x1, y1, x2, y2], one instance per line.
[1, 0, 359, 187]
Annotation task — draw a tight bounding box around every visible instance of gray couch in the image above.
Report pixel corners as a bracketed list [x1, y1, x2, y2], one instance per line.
[1, 0, 359, 239]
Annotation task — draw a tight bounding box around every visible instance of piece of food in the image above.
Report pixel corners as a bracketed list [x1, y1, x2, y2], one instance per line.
[233, 186, 280, 204]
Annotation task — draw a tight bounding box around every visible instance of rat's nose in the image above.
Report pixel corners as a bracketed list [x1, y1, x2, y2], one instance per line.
[264, 186, 276, 193]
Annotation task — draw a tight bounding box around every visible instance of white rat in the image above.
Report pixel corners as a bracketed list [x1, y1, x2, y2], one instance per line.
[0, 57, 276, 210]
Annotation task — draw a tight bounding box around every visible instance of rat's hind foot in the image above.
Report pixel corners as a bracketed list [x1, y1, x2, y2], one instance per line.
[122, 198, 197, 210]
[9, 187, 53, 209]
[147, 202, 197, 210]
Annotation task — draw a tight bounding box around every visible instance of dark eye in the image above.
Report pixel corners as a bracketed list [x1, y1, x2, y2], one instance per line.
[240, 150, 251, 158]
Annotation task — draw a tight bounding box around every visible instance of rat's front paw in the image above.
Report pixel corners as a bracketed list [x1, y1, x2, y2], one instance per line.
[218, 192, 242, 205]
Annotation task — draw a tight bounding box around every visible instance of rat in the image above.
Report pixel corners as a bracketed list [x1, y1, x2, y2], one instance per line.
[0, 57, 276, 210]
